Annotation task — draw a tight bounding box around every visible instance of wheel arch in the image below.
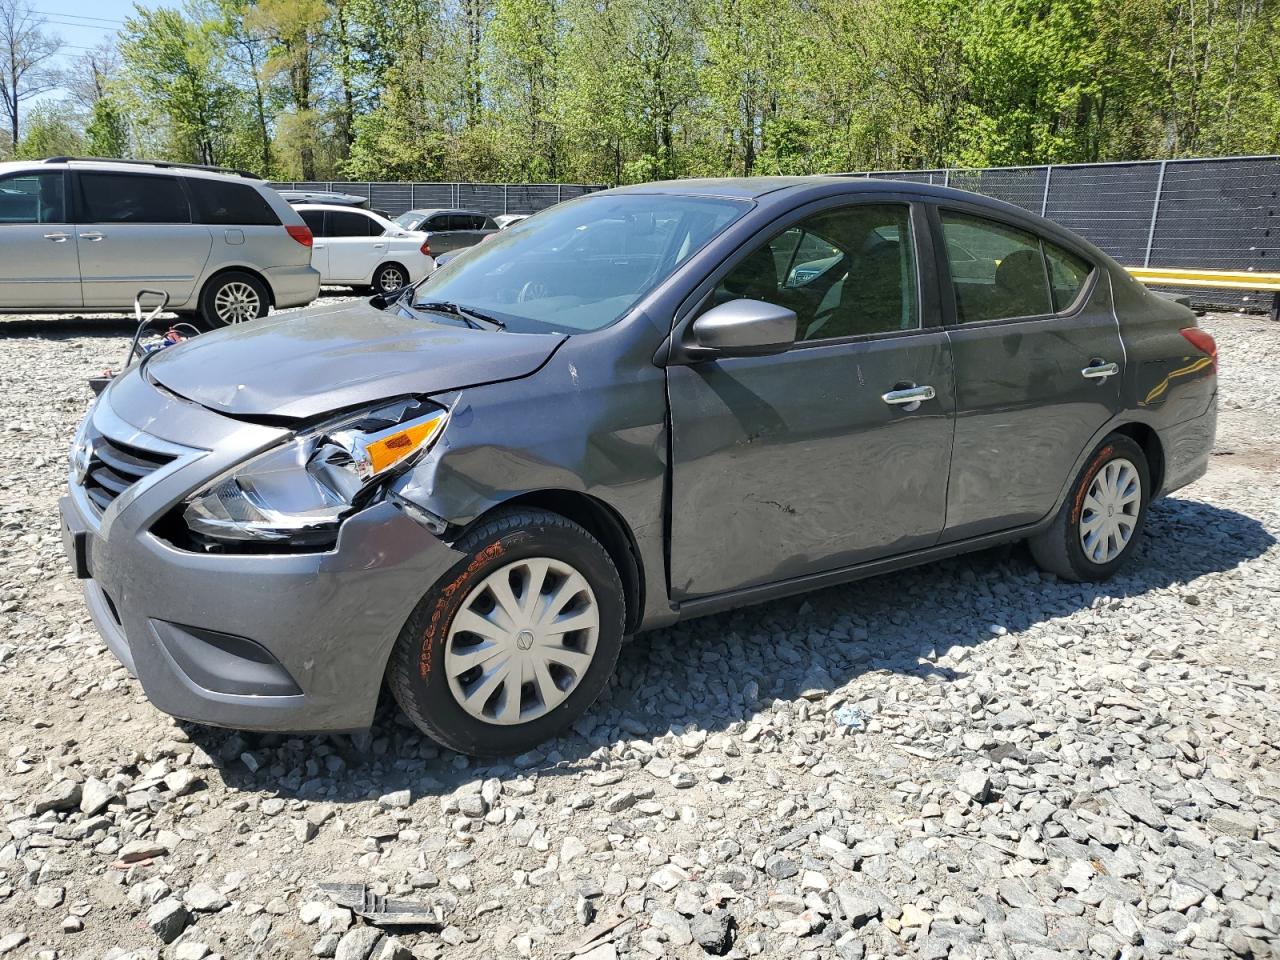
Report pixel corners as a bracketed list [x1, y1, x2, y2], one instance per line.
[467, 490, 645, 636]
[200, 264, 275, 308]
[1109, 421, 1166, 496]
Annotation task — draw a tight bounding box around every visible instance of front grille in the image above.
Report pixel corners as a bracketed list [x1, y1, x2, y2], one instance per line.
[81, 433, 176, 514]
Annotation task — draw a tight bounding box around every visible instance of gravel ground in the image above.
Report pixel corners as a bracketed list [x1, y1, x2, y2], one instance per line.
[0, 306, 1277, 960]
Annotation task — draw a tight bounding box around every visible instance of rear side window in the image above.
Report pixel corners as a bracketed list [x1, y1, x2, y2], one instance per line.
[446, 214, 476, 231]
[187, 178, 279, 226]
[0, 172, 65, 223]
[78, 172, 191, 224]
[941, 212, 1051, 323]
[300, 210, 325, 236]
[329, 210, 378, 237]
[1045, 241, 1092, 311]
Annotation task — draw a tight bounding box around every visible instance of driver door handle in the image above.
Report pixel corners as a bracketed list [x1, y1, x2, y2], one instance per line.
[79, 231, 105, 242]
[43, 232, 70, 242]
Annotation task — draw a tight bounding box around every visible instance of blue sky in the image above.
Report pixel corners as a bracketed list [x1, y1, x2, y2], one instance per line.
[37, 1, 135, 62]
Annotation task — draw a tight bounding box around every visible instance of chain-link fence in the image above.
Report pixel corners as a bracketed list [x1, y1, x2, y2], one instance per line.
[268, 181, 605, 219]
[848, 157, 1280, 312]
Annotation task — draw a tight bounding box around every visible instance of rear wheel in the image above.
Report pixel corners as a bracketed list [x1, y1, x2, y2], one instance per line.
[198, 271, 269, 329]
[373, 262, 409, 294]
[386, 508, 624, 756]
[1029, 433, 1150, 581]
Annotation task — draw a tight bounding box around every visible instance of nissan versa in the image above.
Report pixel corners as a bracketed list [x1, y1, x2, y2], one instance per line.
[60, 177, 1218, 756]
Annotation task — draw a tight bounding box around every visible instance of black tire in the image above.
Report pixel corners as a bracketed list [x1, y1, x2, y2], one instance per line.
[197, 271, 270, 329]
[372, 262, 409, 294]
[1029, 433, 1151, 582]
[386, 508, 625, 757]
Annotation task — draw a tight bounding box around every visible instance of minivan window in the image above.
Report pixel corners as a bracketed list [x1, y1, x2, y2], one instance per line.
[941, 211, 1052, 323]
[1045, 241, 1092, 311]
[330, 210, 379, 237]
[413, 193, 747, 333]
[188, 178, 279, 226]
[0, 172, 65, 223]
[712, 203, 919, 341]
[77, 172, 191, 224]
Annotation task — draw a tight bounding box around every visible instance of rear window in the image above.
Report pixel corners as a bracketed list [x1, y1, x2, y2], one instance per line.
[940, 211, 1052, 323]
[188, 178, 279, 226]
[77, 172, 191, 224]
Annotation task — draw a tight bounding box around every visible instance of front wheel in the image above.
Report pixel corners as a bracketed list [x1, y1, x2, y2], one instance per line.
[386, 508, 624, 756]
[1029, 433, 1150, 581]
[198, 271, 269, 329]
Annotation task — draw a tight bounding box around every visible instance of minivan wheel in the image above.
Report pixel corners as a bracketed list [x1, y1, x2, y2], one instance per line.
[374, 262, 409, 293]
[386, 508, 625, 757]
[1029, 433, 1150, 582]
[198, 271, 269, 328]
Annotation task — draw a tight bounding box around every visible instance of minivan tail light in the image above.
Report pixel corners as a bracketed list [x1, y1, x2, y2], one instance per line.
[1179, 327, 1217, 371]
[286, 225, 313, 247]
[419, 239, 431, 256]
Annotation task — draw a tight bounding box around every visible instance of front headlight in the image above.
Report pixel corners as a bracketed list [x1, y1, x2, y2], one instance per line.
[183, 398, 448, 546]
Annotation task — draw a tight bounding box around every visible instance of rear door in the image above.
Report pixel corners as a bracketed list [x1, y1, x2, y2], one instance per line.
[73, 171, 213, 307]
[935, 205, 1123, 540]
[323, 209, 386, 284]
[0, 169, 80, 308]
[667, 199, 956, 598]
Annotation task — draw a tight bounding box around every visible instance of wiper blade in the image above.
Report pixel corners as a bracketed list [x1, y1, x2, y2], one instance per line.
[416, 300, 505, 330]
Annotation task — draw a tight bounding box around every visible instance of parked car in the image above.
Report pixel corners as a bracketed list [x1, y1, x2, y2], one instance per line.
[391, 208, 499, 253]
[61, 177, 1217, 756]
[0, 157, 319, 328]
[295, 203, 435, 292]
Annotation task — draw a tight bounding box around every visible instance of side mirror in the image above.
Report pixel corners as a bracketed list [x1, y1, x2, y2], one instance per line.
[687, 299, 797, 359]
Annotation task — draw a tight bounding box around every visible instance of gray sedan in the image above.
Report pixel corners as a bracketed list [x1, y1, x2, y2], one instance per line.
[60, 177, 1217, 756]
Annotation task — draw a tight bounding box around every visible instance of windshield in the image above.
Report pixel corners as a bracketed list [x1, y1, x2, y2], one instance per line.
[394, 211, 426, 230]
[410, 194, 748, 333]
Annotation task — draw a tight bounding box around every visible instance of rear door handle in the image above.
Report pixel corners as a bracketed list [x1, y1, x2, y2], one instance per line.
[79, 231, 105, 242]
[1081, 360, 1119, 380]
[44, 232, 70, 242]
[882, 384, 936, 412]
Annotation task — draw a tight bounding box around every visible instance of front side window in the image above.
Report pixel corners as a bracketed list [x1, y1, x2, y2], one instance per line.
[941, 211, 1052, 323]
[711, 203, 920, 342]
[412, 193, 747, 333]
[0, 172, 65, 224]
[77, 172, 191, 224]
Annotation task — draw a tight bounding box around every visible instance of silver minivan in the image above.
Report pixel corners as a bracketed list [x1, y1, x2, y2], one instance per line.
[0, 158, 320, 327]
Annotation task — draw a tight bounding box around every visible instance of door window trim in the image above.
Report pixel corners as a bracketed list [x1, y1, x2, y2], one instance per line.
[665, 195, 943, 364]
[929, 201, 1098, 330]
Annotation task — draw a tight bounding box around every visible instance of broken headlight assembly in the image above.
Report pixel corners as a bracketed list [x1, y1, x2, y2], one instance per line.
[182, 398, 448, 548]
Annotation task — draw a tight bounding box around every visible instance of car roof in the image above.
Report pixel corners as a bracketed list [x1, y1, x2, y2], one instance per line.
[2, 157, 264, 183]
[401, 208, 487, 217]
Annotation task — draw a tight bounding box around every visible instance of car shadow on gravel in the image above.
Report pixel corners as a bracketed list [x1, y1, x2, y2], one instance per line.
[0, 316, 140, 338]
[182, 494, 1274, 806]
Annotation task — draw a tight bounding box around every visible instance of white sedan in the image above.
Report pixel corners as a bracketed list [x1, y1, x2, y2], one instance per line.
[295, 204, 435, 292]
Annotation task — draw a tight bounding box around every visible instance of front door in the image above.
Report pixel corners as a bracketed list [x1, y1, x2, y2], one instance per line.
[73, 170, 213, 308]
[936, 207, 1124, 540]
[323, 209, 386, 284]
[668, 200, 956, 599]
[0, 170, 80, 308]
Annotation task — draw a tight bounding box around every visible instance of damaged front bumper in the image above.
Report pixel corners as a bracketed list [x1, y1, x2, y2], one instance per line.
[60, 369, 464, 734]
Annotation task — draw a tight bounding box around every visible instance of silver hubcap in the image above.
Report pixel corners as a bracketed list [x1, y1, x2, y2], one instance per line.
[378, 267, 404, 291]
[1079, 457, 1141, 564]
[214, 281, 260, 323]
[445, 558, 599, 726]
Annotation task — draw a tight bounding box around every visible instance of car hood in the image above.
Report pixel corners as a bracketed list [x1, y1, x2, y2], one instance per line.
[147, 299, 565, 420]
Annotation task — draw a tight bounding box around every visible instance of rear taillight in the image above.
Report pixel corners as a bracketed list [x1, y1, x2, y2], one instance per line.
[1180, 327, 1217, 371]
[420, 239, 431, 256]
[286, 225, 313, 247]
